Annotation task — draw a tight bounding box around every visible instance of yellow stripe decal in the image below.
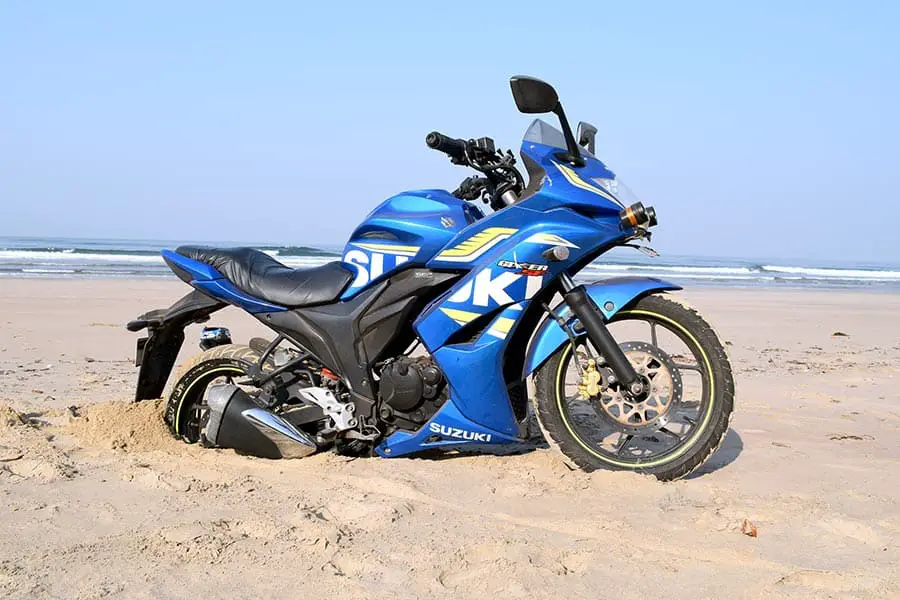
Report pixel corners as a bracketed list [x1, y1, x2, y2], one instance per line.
[435, 227, 518, 262]
[555, 310, 715, 468]
[491, 317, 515, 334]
[439, 307, 482, 325]
[554, 162, 624, 207]
[487, 316, 516, 339]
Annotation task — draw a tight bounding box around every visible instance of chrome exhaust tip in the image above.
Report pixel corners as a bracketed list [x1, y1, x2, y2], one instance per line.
[241, 408, 317, 459]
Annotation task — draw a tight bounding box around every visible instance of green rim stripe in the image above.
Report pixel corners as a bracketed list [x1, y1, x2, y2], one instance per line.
[555, 309, 715, 468]
[174, 367, 245, 436]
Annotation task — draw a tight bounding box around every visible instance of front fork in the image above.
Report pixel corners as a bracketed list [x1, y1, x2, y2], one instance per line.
[558, 273, 645, 397]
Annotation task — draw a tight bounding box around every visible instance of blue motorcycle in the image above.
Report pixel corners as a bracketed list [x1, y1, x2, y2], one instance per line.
[128, 76, 734, 480]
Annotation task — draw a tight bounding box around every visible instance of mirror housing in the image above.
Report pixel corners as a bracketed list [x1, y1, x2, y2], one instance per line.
[509, 76, 559, 114]
[509, 76, 585, 166]
[577, 121, 598, 154]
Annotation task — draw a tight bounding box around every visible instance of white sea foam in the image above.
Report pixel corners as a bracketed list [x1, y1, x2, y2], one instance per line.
[760, 265, 900, 280]
[21, 268, 77, 274]
[0, 250, 163, 263]
[585, 264, 756, 275]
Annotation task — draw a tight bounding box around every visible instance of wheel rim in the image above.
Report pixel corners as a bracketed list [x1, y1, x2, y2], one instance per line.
[176, 368, 246, 442]
[596, 341, 682, 427]
[554, 309, 715, 468]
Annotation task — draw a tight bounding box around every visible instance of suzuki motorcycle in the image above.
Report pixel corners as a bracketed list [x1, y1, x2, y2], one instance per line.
[128, 76, 734, 481]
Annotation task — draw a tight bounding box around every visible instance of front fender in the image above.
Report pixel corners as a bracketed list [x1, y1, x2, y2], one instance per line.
[523, 277, 681, 377]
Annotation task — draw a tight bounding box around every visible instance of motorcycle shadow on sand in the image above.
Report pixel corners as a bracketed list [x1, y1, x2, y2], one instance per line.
[685, 428, 743, 479]
[405, 427, 744, 479]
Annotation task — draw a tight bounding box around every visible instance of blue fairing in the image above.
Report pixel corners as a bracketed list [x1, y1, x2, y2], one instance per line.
[339, 190, 482, 299]
[523, 277, 681, 376]
[375, 393, 521, 457]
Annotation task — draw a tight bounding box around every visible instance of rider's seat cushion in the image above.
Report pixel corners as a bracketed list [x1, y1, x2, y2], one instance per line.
[176, 246, 353, 308]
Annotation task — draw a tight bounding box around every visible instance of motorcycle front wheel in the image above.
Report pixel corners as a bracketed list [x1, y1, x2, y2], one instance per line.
[533, 294, 734, 481]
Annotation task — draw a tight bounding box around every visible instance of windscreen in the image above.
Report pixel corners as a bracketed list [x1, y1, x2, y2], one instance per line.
[522, 119, 595, 157]
[522, 119, 643, 207]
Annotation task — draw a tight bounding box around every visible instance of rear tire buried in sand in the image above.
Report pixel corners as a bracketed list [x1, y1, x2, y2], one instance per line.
[164, 344, 261, 443]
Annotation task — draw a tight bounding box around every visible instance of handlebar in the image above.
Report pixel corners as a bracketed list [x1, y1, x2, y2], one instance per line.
[425, 131, 468, 163]
[426, 130, 525, 210]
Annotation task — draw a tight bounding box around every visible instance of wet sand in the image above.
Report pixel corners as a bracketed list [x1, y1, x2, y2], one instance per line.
[1, 279, 898, 599]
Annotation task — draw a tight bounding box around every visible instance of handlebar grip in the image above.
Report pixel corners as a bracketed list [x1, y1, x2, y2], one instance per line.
[426, 131, 468, 161]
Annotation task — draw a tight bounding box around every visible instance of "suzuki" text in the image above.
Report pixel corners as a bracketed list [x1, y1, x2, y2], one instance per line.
[429, 423, 493, 442]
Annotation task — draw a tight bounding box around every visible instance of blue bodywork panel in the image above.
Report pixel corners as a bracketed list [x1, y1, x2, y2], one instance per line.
[523, 277, 682, 376]
[339, 190, 482, 299]
[374, 392, 521, 457]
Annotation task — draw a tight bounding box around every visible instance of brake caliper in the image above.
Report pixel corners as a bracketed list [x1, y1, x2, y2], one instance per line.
[577, 359, 603, 400]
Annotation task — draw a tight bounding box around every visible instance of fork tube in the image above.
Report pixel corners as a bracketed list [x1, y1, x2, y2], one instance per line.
[560, 274, 643, 392]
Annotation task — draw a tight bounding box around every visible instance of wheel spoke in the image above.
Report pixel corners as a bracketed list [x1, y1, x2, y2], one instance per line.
[615, 434, 634, 455]
[650, 321, 658, 347]
[658, 426, 683, 441]
[673, 362, 701, 372]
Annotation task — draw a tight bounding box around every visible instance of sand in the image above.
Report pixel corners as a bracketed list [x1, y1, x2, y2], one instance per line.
[0, 278, 898, 599]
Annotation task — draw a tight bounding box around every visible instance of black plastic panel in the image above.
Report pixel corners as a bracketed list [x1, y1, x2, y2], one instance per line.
[258, 269, 460, 410]
[133, 290, 226, 400]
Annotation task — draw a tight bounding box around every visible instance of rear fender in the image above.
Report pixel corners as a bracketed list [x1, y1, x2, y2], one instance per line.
[127, 289, 226, 400]
[523, 277, 681, 377]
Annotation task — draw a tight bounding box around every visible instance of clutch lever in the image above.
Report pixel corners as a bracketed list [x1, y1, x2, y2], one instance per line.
[452, 176, 489, 201]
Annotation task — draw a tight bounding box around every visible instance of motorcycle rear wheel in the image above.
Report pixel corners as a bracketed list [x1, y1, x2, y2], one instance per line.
[164, 344, 261, 443]
[533, 294, 734, 481]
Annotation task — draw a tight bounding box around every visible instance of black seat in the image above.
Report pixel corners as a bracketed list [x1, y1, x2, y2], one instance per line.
[176, 246, 353, 308]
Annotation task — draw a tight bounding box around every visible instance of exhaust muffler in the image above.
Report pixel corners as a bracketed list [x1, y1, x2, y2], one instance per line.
[204, 384, 317, 459]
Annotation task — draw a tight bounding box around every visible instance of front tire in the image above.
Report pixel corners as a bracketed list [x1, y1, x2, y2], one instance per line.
[533, 294, 734, 481]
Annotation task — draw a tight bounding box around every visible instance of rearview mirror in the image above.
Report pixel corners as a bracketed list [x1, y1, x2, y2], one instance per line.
[577, 121, 598, 154]
[509, 76, 559, 114]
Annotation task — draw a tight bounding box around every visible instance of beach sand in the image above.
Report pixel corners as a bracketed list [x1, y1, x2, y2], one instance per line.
[1, 279, 898, 599]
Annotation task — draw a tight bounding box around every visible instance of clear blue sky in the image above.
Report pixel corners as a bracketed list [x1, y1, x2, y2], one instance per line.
[2, 1, 898, 262]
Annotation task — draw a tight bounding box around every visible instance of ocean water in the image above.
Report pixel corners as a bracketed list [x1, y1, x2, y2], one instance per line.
[1, 236, 899, 290]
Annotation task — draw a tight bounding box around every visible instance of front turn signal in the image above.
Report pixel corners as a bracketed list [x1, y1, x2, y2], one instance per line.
[619, 202, 657, 229]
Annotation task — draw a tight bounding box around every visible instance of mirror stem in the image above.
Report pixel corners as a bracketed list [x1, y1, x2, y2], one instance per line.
[553, 102, 585, 167]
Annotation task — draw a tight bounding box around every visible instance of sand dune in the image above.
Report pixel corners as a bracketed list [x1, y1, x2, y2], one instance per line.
[1, 280, 898, 599]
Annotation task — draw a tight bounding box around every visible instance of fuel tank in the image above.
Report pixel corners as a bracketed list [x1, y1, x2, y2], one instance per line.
[340, 190, 483, 299]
